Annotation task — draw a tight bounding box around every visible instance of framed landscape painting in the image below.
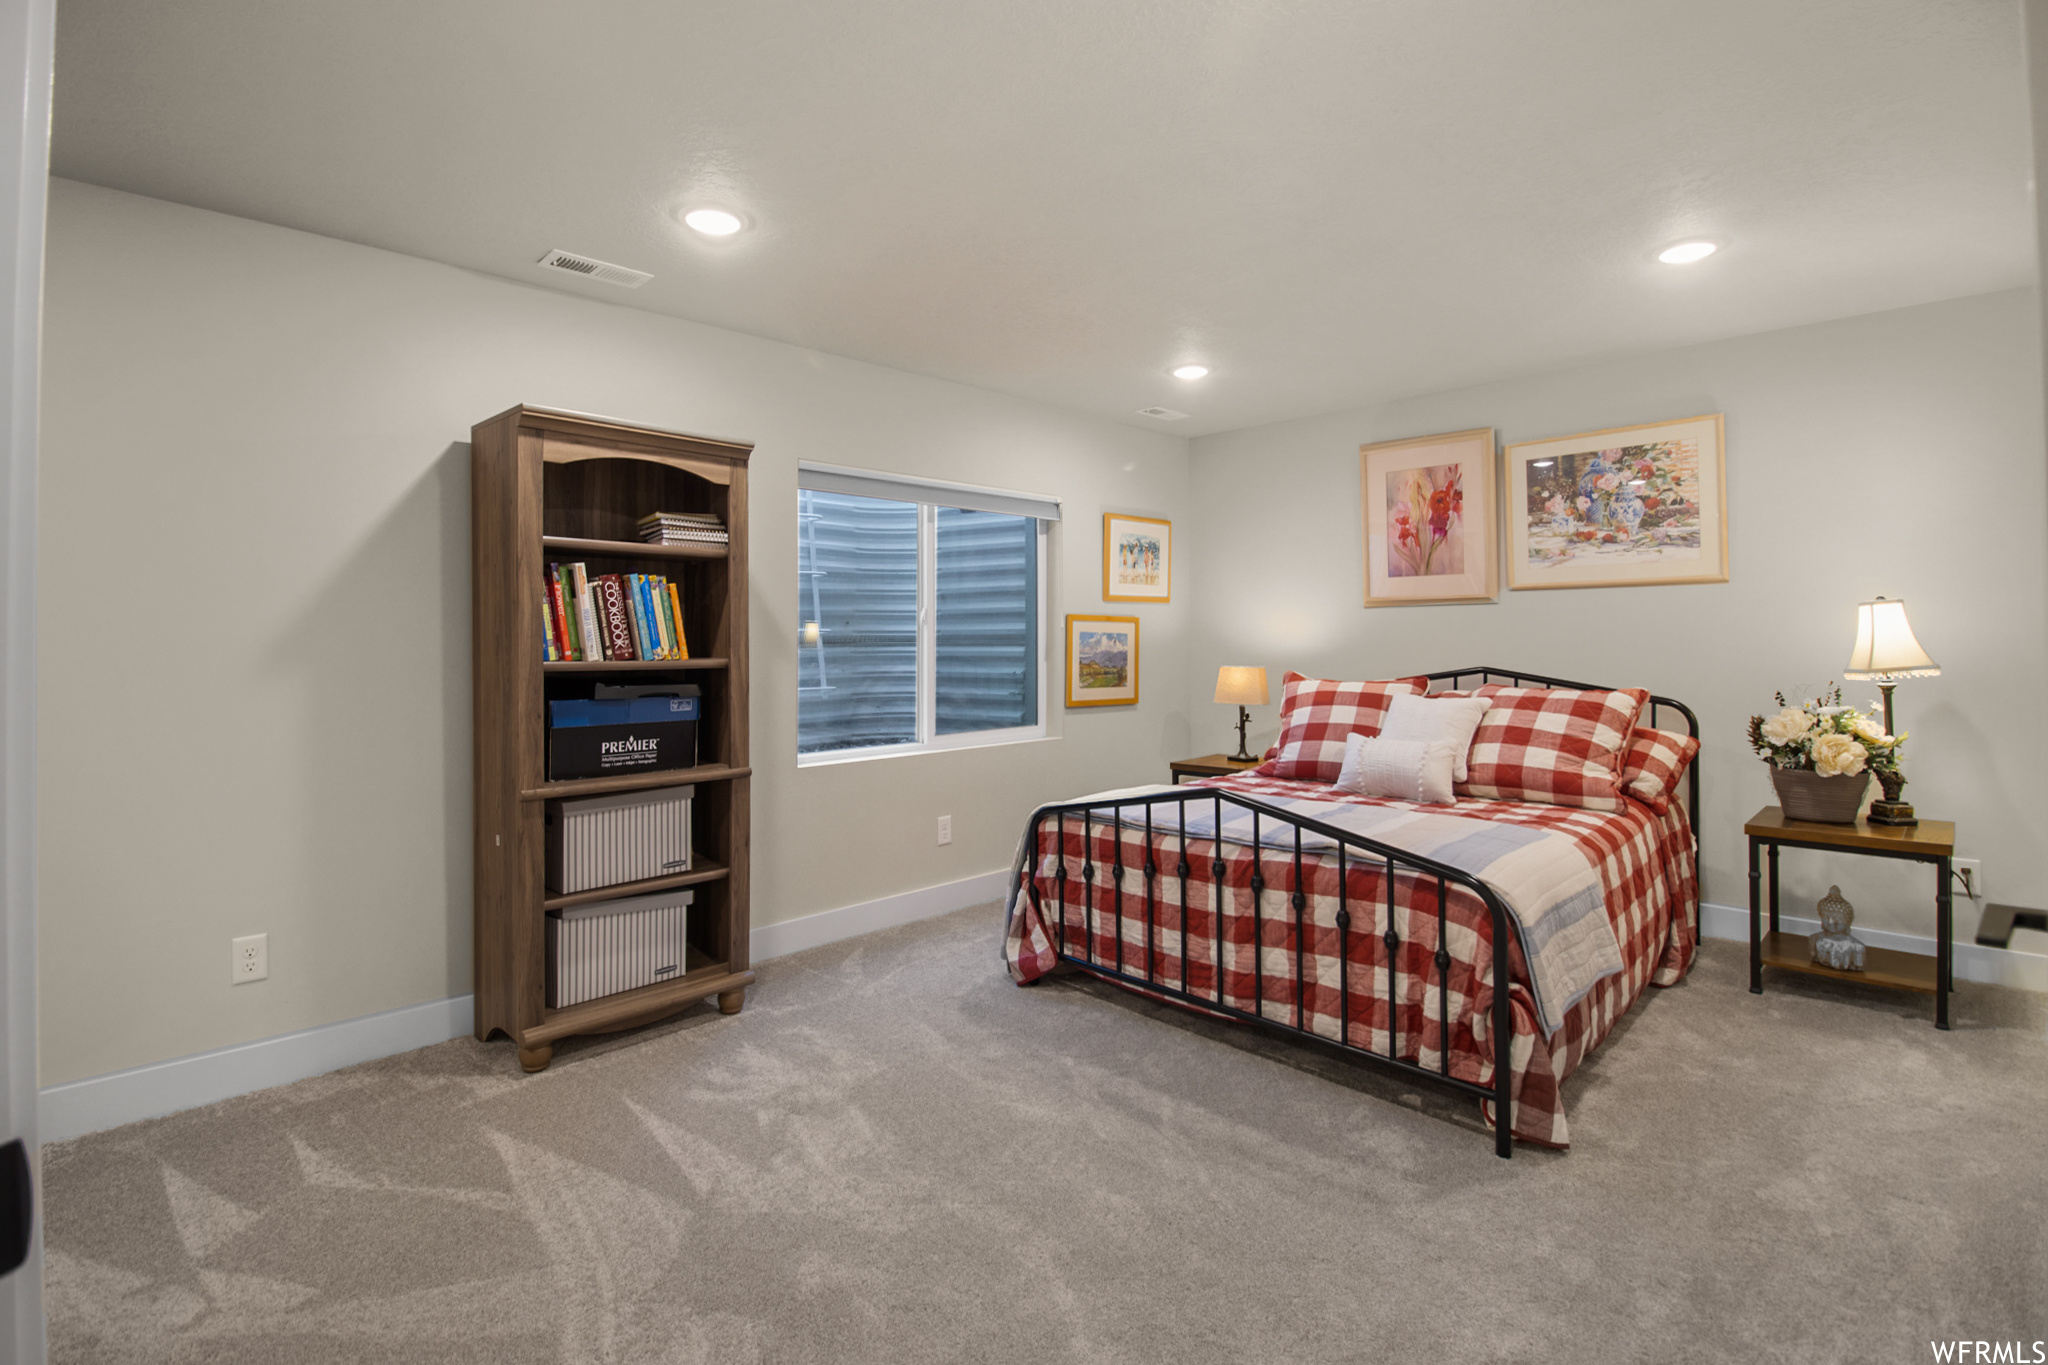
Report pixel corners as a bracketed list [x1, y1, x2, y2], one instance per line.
[1103, 514, 1170, 602]
[1065, 615, 1138, 707]
[1505, 413, 1727, 590]
[1360, 427, 1498, 606]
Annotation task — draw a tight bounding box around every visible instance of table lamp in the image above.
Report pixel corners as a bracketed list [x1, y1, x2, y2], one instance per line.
[1843, 596, 1938, 826]
[1214, 666, 1268, 762]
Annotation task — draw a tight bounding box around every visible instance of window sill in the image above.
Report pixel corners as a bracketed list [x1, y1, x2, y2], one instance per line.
[796, 730, 1056, 769]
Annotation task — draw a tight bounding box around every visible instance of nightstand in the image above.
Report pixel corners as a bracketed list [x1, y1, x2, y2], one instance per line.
[1744, 805, 1956, 1029]
[1169, 753, 1263, 784]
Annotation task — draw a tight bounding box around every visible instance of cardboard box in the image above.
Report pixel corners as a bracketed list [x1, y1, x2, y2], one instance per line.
[547, 689, 698, 781]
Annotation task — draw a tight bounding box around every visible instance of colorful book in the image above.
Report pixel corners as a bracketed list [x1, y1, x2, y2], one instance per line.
[666, 580, 689, 659]
[569, 563, 602, 662]
[587, 581, 608, 660]
[597, 574, 635, 660]
[625, 574, 654, 660]
[559, 566, 585, 660]
[547, 566, 577, 662]
[541, 594, 559, 661]
[647, 575, 674, 659]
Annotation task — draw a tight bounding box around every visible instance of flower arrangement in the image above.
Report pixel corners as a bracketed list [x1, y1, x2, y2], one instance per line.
[1390, 465, 1464, 576]
[1747, 684, 1905, 784]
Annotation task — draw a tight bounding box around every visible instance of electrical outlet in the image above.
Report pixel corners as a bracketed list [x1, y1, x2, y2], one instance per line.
[937, 815, 952, 846]
[1952, 858, 1983, 901]
[232, 933, 268, 984]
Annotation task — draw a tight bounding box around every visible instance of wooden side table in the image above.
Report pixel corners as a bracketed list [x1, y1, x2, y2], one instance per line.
[1170, 753, 1263, 784]
[1744, 805, 1956, 1029]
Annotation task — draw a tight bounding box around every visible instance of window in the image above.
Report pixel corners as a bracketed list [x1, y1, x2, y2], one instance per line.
[797, 463, 1055, 762]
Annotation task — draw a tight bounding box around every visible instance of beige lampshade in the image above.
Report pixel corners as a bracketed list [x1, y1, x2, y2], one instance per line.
[1214, 666, 1269, 706]
[1843, 598, 1939, 680]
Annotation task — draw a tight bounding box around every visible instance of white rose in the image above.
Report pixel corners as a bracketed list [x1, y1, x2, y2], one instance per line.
[1850, 714, 1890, 745]
[1760, 707, 1816, 748]
[1812, 733, 1868, 777]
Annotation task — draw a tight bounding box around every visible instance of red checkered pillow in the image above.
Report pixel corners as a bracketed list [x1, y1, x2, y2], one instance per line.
[1256, 672, 1431, 783]
[1620, 727, 1700, 815]
[1457, 684, 1649, 811]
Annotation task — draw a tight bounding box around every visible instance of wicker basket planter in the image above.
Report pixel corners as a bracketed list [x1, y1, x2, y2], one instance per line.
[1770, 767, 1870, 825]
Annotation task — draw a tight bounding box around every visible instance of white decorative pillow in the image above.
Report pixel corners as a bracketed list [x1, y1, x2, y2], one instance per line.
[1335, 734, 1459, 805]
[1377, 692, 1492, 782]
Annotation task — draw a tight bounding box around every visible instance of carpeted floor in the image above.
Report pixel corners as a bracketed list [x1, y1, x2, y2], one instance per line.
[40, 902, 2048, 1364]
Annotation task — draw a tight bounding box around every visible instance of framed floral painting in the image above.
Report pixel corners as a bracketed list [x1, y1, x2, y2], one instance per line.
[1504, 413, 1727, 590]
[1065, 615, 1138, 707]
[1102, 514, 1170, 602]
[1359, 427, 1498, 606]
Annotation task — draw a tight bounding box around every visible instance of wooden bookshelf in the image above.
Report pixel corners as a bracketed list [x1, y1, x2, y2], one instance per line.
[472, 406, 751, 1073]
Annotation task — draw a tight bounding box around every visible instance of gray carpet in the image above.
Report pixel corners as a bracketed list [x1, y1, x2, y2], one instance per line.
[41, 902, 2048, 1364]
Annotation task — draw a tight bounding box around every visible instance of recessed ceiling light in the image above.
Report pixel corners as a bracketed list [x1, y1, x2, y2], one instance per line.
[1172, 365, 1210, 380]
[1657, 240, 1717, 265]
[683, 208, 745, 237]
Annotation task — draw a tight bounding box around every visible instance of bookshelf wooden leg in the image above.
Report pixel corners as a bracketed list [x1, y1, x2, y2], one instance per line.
[718, 988, 746, 1015]
[518, 1042, 553, 1073]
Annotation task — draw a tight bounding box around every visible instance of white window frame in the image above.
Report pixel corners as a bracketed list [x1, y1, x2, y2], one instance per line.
[797, 467, 1054, 768]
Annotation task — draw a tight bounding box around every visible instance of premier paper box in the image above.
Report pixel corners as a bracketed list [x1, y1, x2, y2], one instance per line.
[546, 689, 699, 781]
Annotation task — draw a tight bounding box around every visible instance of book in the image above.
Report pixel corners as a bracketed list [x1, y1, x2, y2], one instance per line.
[667, 580, 689, 659]
[541, 594, 559, 661]
[597, 574, 635, 660]
[648, 575, 675, 658]
[625, 573, 654, 660]
[569, 563, 602, 662]
[547, 566, 576, 662]
[638, 510, 723, 527]
[641, 575, 672, 658]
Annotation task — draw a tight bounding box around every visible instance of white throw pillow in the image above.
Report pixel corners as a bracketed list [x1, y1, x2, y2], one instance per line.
[1335, 734, 1459, 805]
[1377, 692, 1492, 782]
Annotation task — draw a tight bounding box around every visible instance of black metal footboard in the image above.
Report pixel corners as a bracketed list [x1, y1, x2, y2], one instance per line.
[1024, 666, 1702, 1161]
[1024, 787, 1522, 1158]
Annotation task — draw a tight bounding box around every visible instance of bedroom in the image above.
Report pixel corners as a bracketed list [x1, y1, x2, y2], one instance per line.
[0, 1, 2044, 1361]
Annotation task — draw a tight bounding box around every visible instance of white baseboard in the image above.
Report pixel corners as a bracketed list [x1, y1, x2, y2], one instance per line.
[749, 868, 1009, 962]
[39, 868, 1012, 1143]
[39, 994, 475, 1144]
[1698, 900, 2048, 992]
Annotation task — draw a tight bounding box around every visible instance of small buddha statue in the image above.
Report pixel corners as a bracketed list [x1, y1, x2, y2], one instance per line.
[1809, 884, 1865, 971]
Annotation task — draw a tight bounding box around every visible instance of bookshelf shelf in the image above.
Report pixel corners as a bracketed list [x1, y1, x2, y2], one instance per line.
[473, 406, 751, 1074]
[532, 950, 748, 1045]
[541, 657, 728, 674]
[520, 764, 751, 802]
[543, 858, 730, 911]
[540, 534, 728, 561]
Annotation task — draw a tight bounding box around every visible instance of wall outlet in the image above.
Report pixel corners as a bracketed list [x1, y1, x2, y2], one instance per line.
[232, 933, 268, 984]
[936, 815, 952, 846]
[1952, 858, 1983, 902]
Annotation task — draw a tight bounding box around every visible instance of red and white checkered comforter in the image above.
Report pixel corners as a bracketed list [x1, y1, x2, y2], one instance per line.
[1004, 772, 1697, 1148]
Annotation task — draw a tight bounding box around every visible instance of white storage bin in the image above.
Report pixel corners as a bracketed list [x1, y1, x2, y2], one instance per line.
[545, 786, 692, 893]
[545, 888, 693, 1008]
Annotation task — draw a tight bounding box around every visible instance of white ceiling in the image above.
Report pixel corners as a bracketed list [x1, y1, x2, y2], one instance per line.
[49, 0, 2036, 436]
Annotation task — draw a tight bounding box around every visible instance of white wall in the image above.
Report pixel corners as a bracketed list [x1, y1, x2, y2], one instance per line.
[37, 180, 1194, 1087]
[1188, 289, 2047, 938]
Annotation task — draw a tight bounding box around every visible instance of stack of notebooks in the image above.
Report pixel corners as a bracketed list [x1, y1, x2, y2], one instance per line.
[544, 562, 691, 662]
[638, 511, 729, 546]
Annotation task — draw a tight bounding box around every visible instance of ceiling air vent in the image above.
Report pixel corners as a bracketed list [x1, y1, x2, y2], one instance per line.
[1137, 407, 1189, 420]
[537, 248, 652, 289]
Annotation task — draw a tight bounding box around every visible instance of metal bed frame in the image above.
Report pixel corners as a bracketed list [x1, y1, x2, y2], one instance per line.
[1023, 667, 1701, 1158]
